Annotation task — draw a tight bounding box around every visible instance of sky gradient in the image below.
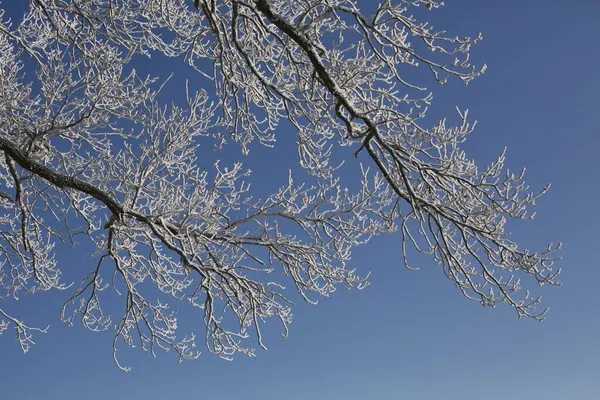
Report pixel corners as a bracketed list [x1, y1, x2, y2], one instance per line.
[1, 1, 600, 399]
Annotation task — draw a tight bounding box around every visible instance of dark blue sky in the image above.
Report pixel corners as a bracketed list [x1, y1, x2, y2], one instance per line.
[2, 1, 600, 399]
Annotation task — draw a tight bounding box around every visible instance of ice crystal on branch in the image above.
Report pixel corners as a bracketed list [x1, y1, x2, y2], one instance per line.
[0, 0, 559, 369]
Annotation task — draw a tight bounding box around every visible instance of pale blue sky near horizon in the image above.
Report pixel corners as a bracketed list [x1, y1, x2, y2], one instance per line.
[1, 1, 600, 399]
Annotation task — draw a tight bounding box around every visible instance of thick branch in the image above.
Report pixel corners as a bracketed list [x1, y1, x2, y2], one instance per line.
[0, 137, 121, 216]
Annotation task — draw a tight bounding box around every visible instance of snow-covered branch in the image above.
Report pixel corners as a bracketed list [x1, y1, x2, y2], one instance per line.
[0, 0, 559, 369]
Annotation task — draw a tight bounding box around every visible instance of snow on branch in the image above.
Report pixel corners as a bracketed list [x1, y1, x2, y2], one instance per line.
[0, 0, 559, 369]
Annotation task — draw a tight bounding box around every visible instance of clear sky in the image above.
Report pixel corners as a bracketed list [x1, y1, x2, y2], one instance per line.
[2, 1, 600, 399]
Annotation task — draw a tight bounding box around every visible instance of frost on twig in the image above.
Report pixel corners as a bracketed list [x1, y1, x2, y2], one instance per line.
[0, 0, 559, 369]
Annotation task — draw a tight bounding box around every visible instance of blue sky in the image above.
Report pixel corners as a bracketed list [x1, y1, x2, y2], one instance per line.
[2, 1, 600, 399]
